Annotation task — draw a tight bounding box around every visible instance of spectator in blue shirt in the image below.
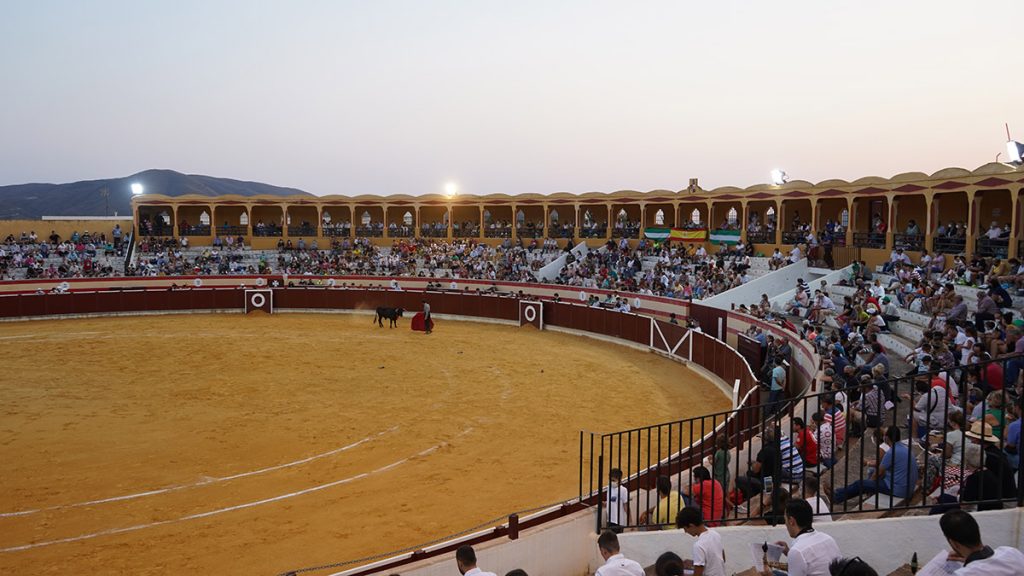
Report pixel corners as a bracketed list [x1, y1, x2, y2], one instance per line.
[833, 426, 918, 504]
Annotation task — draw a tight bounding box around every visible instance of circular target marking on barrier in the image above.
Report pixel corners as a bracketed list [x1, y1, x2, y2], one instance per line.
[250, 293, 266, 308]
[524, 305, 537, 323]
[256, 277, 266, 287]
[193, 278, 203, 288]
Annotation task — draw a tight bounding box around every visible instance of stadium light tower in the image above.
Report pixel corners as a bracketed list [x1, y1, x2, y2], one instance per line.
[1005, 123, 1023, 165]
[130, 182, 144, 195]
[444, 182, 458, 198]
[770, 169, 789, 186]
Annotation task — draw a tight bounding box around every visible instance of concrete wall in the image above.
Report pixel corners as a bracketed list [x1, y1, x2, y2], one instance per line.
[620, 507, 1024, 576]
[702, 259, 812, 310]
[348, 509, 601, 576]
[769, 264, 854, 308]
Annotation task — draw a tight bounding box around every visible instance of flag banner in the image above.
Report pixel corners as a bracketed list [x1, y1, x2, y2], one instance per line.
[644, 227, 671, 240]
[709, 229, 742, 244]
[669, 228, 707, 241]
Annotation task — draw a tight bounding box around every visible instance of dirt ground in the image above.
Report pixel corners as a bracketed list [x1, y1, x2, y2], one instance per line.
[0, 313, 729, 575]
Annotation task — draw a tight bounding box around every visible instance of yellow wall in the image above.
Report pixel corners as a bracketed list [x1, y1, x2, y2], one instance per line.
[1, 219, 131, 242]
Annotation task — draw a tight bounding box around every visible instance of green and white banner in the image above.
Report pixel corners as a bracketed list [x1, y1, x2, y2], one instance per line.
[709, 229, 741, 244]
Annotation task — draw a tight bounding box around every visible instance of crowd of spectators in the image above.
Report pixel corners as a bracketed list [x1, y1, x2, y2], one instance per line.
[553, 239, 755, 300]
[1, 228, 124, 280]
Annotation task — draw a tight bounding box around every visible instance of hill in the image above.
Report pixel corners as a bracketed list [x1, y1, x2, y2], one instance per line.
[0, 169, 314, 220]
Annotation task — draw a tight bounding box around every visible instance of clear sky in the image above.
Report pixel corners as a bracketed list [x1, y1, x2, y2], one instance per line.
[1, 0, 1019, 195]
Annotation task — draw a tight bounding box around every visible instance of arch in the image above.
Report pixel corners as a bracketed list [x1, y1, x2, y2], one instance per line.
[239, 211, 249, 226]
[766, 206, 776, 223]
[199, 211, 210, 226]
[654, 209, 665, 225]
[726, 207, 737, 226]
[617, 208, 628, 221]
[550, 209, 560, 223]
[516, 209, 525, 223]
[361, 211, 371, 225]
[690, 208, 701, 226]
[840, 209, 849, 228]
[322, 211, 332, 224]
[403, 211, 413, 226]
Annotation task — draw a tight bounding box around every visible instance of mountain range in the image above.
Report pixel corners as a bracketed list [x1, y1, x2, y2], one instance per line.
[0, 169, 313, 220]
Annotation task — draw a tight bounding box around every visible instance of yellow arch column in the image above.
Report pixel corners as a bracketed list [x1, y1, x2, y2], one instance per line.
[382, 203, 389, 239]
[511, 203, 518, 241]
[414, 206, 421, 239]
[542, 204, 549, 238]
[966, 189, 978, 259]
[924, 194, 934, 253]
[348, 203, 357, 239]
[1011, 189, 1021, 259]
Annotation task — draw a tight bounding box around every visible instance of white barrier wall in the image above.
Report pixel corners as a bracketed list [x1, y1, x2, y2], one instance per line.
[535, 241, 589, 281]
[619, 507, 1024, 576]
[354, 509, 602, 576]
[769, 264, 854, 308]
[701, 259, 813, 311]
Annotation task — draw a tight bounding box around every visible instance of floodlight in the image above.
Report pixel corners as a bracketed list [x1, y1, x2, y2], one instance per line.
[130, 182, 144, 195]
[444, 182, 458, 198]
[770, 169, 789, 186]
[1007, 141, 1024, 164]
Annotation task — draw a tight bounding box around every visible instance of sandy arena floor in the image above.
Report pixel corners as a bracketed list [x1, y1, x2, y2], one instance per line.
[0, 313, 729, 575]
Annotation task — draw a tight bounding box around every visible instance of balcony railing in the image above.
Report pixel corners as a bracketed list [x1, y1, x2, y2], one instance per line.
[180, 225, 211, 237]
[420, 228, 448, 238]
[355, 226, 383, 237]
[746, 230, 772, 244]
[216, 225, 248, 236]
[453, 226, 480, 238]
[893, 233, 924, 251]
[933, 236, 966, 255]
[287, 225, 317, 237]
[484, 227, 513, 238]
[853, 232, 886, 249]
[781, 231, 805, 245]
[517, 226, 543, 239]
[975, 237, 1010, 259]
[321, 226, 351, 238]
[253, 226, 282, 237]
[579, 227, 606, 238]
[388, 227, 414, 238]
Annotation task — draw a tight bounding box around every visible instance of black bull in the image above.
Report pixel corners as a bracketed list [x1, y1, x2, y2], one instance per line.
[374, 307, 405, 328]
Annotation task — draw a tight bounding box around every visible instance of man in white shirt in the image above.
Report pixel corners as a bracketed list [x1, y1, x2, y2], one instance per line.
[938, 509, 1024, 575]
[455, 545, 497, 576]
[770, 500, 841, 576]
[606, 468, 630, 532]
[595, 530, 645, 576]
[676, 506, 727, 576]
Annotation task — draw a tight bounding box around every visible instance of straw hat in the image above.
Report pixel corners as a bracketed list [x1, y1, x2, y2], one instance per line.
[965, 421, 1000, 443]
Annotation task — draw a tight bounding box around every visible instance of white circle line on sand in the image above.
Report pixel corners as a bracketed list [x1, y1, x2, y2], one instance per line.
[0, 426, 399, 518]
[0, 441, 444, 553]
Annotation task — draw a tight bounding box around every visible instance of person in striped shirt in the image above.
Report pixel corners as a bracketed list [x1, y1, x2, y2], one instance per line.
[812, 412, 836, 468]
[821, 394, 846, 448]
[779, 430, 805, 482]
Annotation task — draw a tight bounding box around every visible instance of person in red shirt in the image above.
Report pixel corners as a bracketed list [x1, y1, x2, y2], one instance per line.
[793, 417, 819, 467]
[682, 466, 726, 527]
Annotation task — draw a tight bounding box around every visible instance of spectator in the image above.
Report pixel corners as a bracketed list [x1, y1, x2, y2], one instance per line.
[681, 466, 726, 527]
[455, 545, 497, 576]
[595, 530, 645, 576]
[770, 499, 842, 576]
[937, 509, 1024, 574]
[735, 427, 781, 501]
[675, 506, 727, 576]
[654, 552, 687, 576]
[803, 477, 832, 523]
[639, 475, 684, 528]
[792, 417, 819, 468]
[827, 558, 878, 576]
[606, 468, 630, 533]
[811, 411, 836, 468]
[833, 426, 918, 505]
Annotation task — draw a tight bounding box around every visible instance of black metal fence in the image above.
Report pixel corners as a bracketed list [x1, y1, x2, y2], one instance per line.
[583, 355, 1023, 531]
[893, 234, 924, 251]
[934, 237, 966, 255]
[853, 232, 886, 249]
[976, 237, 1010, 259]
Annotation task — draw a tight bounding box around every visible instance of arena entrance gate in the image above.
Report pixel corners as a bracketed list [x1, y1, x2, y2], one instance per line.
[518, 300, 543, 329]
[244, 289, 274, 314]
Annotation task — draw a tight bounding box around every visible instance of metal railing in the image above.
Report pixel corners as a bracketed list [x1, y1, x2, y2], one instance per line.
[933, 237, 966, 255]
[216, 225, 248, 236]
[976, 237, 1010, 259]
[253, 226, 283, 237]
[484, 227, 513, 238]
[781, 231, 805, 245]
[322, 226, 351, 238]
[893, 234, 924, 251]
[853, 232, 886, 249]
[287, 225, 317, 237]
[355, 226, 383, 237]
[585, 355, 1022, 531]
[746, 230, 773, 245]
[180, 225, 211, 237]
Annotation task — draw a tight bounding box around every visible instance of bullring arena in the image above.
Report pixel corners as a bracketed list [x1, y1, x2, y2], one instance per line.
[0, 302, 729, 575]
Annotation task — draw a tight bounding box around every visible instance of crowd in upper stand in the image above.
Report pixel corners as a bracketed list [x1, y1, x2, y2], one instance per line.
[0, 228, 125, 280]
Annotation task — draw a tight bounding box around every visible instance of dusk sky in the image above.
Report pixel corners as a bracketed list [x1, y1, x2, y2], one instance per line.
[1, 1, 1019, 196]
